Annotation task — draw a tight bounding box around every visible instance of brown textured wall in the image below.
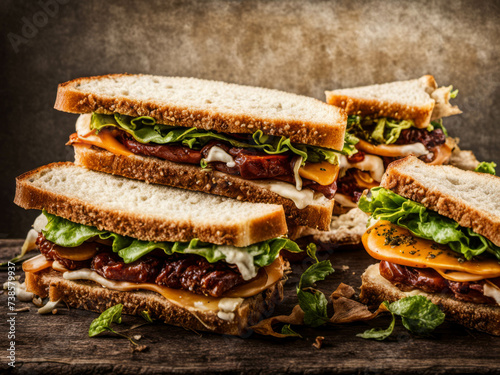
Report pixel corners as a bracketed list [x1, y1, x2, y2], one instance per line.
[1, 0, 499, 237]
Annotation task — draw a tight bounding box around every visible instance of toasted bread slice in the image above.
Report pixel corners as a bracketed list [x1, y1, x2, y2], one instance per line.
[14, 163, 288, 247]
[25, 268, 286, 336]
[380, 156, 500, 246]
[326, 75, 461, 128]
[360, 264, 500, 336]
[73, 145, 334, 230]
[55, 74, 347, 150]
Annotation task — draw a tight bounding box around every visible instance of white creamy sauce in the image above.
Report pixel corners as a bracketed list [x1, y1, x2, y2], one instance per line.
[252, 180, 324, 209]
[3, 281, 34, 302]
[204, 146, 236, 167]
[333, 193, 358, 208]
[484, 283, 500, 306]
[21, 229, 39, 255]
[75, 113, 93, 137]
[389, 143, 429, 157]
[186, 245, 257, 281]
[38, 299, 61, 314]
[292, 157, 303, 191]
[33, 213, 48, 232]
[217, 297, 244, 321]
[64, 269, 118, 288]
[339, 154, 385, 182]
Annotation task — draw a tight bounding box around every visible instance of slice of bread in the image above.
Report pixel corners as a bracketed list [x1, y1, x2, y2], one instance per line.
[360, 264, 500, 336]
[14, 162, 288, 247]
[73, 145, 334, 230]
[380, 156, 500, 246]
[55, 74, 347, 150]
[325, 75, 461, 128]
[25, 268, 286, 336]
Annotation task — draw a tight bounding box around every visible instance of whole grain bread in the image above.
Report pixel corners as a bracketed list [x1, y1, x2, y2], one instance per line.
[360, 264, 500, 336]
[55, 74, 346, 150]
[380, 156, 500, 246]
[25, 268, 286, 336]
[325, 75, 461, 128]
[73, 145, 334, 230]
[14, 163, 288, 247]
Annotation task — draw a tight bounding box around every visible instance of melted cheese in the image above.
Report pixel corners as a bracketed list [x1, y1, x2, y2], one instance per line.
[299, 161, 339, 186]
[53, 242, 98, 261]
[428, 141, 453, 165]
[204, 146, 236, 167]
[434, 268, 488, 282]
[362, 221, 500, 277]
[22, 254, 53, 273]
[355, 139, 429, 157]
[339, 154, 385, 182]
[352, 170, 379, 189]
[68, 114, 134, 157]
[252, 180, 324, 209]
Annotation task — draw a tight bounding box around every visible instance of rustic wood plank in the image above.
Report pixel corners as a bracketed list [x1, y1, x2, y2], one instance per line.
[0, 240, 499, 374]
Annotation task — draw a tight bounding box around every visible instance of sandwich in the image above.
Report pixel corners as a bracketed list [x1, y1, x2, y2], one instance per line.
[292, 75, 463, 246]
[55, 74, 348, 230]
[358, 156, 500, 335]
[15, 163, 302, 335]
[326, 75, 461, 212]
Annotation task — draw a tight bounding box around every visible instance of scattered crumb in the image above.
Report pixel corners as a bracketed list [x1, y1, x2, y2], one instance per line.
[130, 344, 149, 353]
[341, 265, 350, 271]
[312, 336, 324, 350]
[352, 272, 356, 275]
[14, 306, 30, 312]
[0, 290, 4, 295]
[133, 335, 142, 341]
[32, 297, 43, 307]
[52, 309, 58, 315]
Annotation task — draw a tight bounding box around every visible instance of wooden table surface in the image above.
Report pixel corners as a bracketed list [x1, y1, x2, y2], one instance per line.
[1, 239, 499, 374]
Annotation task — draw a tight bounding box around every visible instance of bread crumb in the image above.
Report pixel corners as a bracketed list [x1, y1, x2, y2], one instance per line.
[312, 336, 324, 350]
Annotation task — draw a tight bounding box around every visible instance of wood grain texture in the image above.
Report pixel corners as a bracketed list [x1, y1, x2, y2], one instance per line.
[1, 240, 499, 374]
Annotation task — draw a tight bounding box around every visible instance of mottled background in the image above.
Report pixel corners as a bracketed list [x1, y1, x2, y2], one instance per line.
[1, 0, 499, 238]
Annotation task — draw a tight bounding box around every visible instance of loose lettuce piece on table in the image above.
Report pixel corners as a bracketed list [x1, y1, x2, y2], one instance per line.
[474, 161, 497, 175]
[358, 187, 500, 260]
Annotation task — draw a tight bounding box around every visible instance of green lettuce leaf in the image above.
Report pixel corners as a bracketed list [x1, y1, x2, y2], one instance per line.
[357, 309, 396, 341]
[475, 161, 497, 175]
[426, 119, 448, 136]
[42, 211, 302, 265]
[358, 296, 445, 340]
[280, 324, 302, 338]
[296, 244, 334, 327]
[347, 115, 414, 145]
[89, 304, 123, 337]
[90, 113, 340, 165]
[387, 296, 445, 335]
[358, 187, 500, 260]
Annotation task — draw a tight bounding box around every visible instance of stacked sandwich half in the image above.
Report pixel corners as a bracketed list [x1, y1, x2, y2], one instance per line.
[15, 74, 347, 335]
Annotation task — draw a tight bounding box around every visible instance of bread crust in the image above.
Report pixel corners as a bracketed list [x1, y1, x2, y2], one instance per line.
[25, 268, 286, 336]
[14, 162, 288, 247]
[326, 75, 440, 128]
[73, 145, 334, 230]
[54, 74, 346, 150]
[360, 264, 500, 336]
[381, 156, 500, 246]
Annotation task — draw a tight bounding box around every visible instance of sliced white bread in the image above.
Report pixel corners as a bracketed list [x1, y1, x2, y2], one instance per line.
[14, 163, 288, 247]
[361, 264, 500, 336]
[73, 145, 335, 230]
[380, 156, 500, 246]
[325, 75, 461, 128]
[55, 74, 347, 150]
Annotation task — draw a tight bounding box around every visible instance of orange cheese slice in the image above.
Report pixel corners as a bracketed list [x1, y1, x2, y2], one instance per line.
[23, 254, 53, 273]
[434, 268, 487, 282]
[299, 161, 339, 186]
[67, 131, 134, 157]
[362, 221, 500, 278]
[53, 242, 99, 261]
[352, 170, 379, 189]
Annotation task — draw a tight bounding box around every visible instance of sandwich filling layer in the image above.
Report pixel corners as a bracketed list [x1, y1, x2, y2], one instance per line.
[335, 115, 454, 206]
[23, 213, 299, 319]
[68, 113, 343, 206]
[359, 187, 500, 306]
